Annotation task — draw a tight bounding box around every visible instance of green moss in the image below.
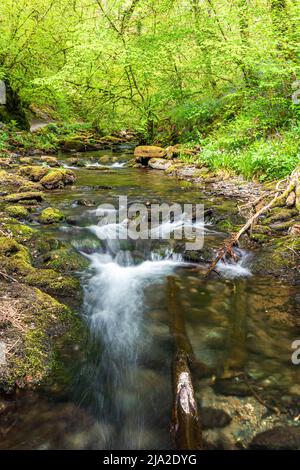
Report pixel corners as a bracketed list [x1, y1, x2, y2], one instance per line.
[0, 236, 33, 275]
[263, 208, 298, 224]
[250, 233, 269, 243]
[25, 268, 80, 295]
[2, 220, 37, 243]
[45, 248, 89, 272]
[3, 191, 44, 203]
[19, 165, 48, 181]
[5, 205, 29, 218]
[40, 169, 76, 189]
[39, 207, 65, 224]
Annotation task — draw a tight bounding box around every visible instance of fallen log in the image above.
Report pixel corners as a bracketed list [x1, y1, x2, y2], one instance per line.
[167, 276, 203, 450]
[206, 167, 300, 276]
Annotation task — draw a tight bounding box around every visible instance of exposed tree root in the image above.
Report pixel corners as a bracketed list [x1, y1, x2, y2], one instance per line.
[206, 168, 300, 276]
[167, 276, 203, 450]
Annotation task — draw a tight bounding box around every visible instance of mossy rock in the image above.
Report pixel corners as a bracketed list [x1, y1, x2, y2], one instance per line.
[2, 220, 37, 243]
[19, 157, 33, 165]
[0, 283, 83, 392]
[39, 156, 59, 167]
[3, 191, 44, 203]
[25, 268, 80, 295]
[5, 205, 29, 218]
[0, 236, 33, 275]
[19, 165, 49, 182]
[40, 169, 76, 189]
[39, 207, 65, 224]
[99, 155, 111, 164]
[45, 248, 89, 273]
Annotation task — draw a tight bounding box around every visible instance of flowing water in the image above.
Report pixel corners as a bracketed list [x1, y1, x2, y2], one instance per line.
[1, 149, 300, 449]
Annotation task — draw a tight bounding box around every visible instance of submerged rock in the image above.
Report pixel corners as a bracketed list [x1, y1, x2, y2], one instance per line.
[250, 426, 300, 450]
[201, 407, 232, 430]
[39, 208, 65, 224]
[148, 158, 172, 170]
[212, 377, 252, 397]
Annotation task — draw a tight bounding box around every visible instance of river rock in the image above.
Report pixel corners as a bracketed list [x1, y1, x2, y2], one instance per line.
[212, 377, 252, 397]
[134, 146, 166, 164]
[201, 407, 232, 430]
[4, 191, 44, 203]
[249, 426, 300, 450]
[40, 169, 76, 189]
[39, 207, 65, 224]
[39, 156, 60, 167]
[148, 158, 172, 170]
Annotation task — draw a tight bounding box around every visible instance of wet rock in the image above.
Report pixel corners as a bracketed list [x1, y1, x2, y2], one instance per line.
[250, 426, 300, 450]
[66, 157, 85, 167]
[212, 377, 252, 397]
[148, 158, 172, 170]
[39, 156, 60, 167]
[201, 407, 232, 430]
[99, 155, 111, 164]
[39, 208, 65, 224]
[72, 199, 95, 207]
[66, 216, 80, 226]
[3, 191, 44, 203]
[40, 169, 76, 189]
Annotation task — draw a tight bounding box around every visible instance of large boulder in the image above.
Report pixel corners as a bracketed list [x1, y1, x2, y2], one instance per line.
[134, 146, 166, 164]
[40, 169, 76, 189]
[148, 158, 172, 170]
[3, 191, 44, 203]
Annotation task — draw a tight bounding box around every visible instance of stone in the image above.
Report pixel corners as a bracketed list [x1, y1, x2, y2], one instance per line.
[148, 158, 172, 170]
[39, 207, 65, 224]
[5, 205, 29, 218]
[250, 426, 300, 450]
[201, 407, 232, 430]
[19, 165, 48, 181]
[134, 146, 166, 163]
[3, 191, 44, 203]
[40, 169, 76, 189]
[39, 156, 60, 167]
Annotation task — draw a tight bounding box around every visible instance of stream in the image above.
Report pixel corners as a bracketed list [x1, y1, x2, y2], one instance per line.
[1, 149, 300, 449]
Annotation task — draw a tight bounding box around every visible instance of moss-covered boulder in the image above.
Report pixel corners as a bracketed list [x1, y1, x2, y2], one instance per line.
[0, 236, 33, 275]
[0, 282, 83, 392]
[5, 205, 29, 218]
[39, 207, 65, 224]
[40, 169, 76, 189]
[3, 191, 44, 203]
[134, 146, 166, 164]
[19, 165, 49, 182]
[19, 157, 33, 165]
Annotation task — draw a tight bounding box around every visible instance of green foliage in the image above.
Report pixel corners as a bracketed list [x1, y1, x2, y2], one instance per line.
[0, 0, 299, 179]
